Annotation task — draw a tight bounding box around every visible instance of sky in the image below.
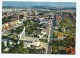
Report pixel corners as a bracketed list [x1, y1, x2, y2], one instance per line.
[3, 1, 76, 7]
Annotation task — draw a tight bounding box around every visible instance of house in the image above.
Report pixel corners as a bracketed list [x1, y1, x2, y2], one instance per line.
[57, 33, 66, 40]
[2, 39, 7, 47]
[41, 29, 47, 35]
[66, 46, 75, 54]
[55, 26, 59, 30]
[61, 27, 66, 32]
[39, 18, 48, 24]
[38, 33, 44, 39]
[2, 38, 16, 47]
[38, 29, 48, 39]
[3, 47, 10, 52]
[56, 16, 62, 25]
[4, 23, 11, 30]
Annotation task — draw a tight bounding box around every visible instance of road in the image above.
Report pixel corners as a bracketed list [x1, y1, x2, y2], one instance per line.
[46, 14, 54, 54]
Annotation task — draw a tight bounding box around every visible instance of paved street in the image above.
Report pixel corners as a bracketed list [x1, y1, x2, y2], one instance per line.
[46, 14, 54, 54]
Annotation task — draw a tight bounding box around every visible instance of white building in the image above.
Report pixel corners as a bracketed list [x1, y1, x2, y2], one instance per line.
[19, 27, 41, 48]
[39, 18, 48, 24]
[20, 37, 40, 48]
[38, 29, 48, 39]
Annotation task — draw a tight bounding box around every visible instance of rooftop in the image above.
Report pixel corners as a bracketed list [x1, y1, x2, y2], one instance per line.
[19, 36, 39, 42]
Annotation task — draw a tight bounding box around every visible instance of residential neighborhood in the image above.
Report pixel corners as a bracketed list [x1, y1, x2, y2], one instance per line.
[2, 2, 76, 54]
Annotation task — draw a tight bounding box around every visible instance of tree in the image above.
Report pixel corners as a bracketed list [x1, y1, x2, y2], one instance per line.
[51, 40, 67, 53]
[2, 42, 5, 53]
[9, 41, 28, 53]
